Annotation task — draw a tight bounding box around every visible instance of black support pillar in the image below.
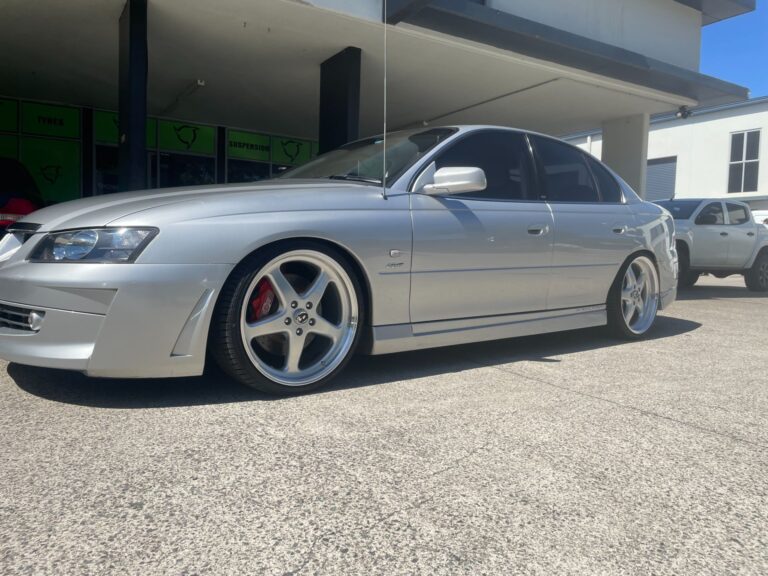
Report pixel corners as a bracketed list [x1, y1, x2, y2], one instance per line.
[319, 47, 361, 154]
[118, 0, 148, 192]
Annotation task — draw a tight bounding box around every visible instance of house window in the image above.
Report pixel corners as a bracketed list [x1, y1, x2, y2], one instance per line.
[728, 130, 760, 193]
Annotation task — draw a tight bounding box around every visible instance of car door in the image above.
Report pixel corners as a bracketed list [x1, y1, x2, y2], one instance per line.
[725, 202, 756, 268]
[690, 201, 729, 267]
[528, 135, 637, 310]
[409, 130, 553, 323]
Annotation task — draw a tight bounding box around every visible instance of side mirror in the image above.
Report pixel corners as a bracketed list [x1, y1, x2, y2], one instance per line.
[422, 167, 487, 196]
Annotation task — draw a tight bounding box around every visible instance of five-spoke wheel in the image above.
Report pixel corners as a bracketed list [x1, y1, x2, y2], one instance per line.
[211, 244, 363, 394]
[608, 254, 660, 338]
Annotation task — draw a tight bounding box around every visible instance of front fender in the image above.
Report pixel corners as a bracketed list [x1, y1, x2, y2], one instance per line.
[113, 203, 414, 328]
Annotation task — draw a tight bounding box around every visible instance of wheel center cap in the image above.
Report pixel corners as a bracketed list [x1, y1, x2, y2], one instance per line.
[294, 310, 310, 325]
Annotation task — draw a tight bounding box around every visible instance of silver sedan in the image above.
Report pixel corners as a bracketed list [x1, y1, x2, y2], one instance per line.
[0, 127, 677, 394]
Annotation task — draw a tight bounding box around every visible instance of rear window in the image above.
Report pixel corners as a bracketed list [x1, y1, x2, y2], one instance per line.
[655, 200, 701, 220]
[726, 203, 750, 225]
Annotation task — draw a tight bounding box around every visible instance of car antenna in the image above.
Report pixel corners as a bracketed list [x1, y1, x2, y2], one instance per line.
[382, 0, 388, 200]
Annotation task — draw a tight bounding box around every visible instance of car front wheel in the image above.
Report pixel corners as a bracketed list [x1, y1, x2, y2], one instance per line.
[211, 243, 363, 395]
[607, 254, 660, 339]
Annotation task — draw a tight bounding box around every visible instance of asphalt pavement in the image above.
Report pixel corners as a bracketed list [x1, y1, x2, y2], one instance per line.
[1, 275, 766, 575]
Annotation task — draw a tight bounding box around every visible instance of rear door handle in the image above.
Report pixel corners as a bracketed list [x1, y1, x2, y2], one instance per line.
[527, 225, 549, 236]
[748, 232, 756, 237]
[720, 232, 729, 237]
[613, 226, 627, 235]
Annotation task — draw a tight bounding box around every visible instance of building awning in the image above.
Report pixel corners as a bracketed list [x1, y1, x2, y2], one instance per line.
[674, 0, 756, 25]
[400, 0, 749, 107]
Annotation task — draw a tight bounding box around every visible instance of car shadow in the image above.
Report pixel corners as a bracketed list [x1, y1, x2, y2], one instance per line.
[7, 315, 701, 409]
[677, 282, 767, 301]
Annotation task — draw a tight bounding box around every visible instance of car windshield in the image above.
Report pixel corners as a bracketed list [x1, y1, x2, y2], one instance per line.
[656, 200, 702, 220]
[279, 128, 457, 185]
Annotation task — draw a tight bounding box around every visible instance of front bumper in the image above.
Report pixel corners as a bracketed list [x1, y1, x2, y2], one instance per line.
[0, 261, 233, 378]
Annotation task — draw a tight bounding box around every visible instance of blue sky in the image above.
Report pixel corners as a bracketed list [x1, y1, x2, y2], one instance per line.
[701, 2, 768, 97]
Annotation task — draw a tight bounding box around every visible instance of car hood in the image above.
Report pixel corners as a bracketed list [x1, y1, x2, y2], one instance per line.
[18, 179, 378, 232]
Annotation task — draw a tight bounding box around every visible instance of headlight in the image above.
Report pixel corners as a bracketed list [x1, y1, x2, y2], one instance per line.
[30, 228, 158, 263]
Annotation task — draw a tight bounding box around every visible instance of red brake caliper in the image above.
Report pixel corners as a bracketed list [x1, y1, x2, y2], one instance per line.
[249, 279, 276, 323]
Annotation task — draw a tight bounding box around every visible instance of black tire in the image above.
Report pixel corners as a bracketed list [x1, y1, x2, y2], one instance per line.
[676, 243, 699, 288]
[209, 241, 365, 395]
[607, 254, 660, 340]
[745, 251, 768, 292]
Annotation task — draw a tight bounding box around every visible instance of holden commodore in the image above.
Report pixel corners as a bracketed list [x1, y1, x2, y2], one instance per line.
[0, 127, 677, 394]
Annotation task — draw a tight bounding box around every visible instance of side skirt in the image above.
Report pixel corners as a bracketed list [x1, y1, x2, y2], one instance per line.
[369, 306, 607, 355]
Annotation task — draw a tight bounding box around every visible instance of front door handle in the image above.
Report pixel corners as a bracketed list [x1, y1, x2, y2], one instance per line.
[527, 225, 549, 236]
[613, 226, 627, 235]
[720, 232, 729, 237]
[748, 232, 756, 237]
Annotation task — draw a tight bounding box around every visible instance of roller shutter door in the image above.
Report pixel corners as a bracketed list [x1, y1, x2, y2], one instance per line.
[646, 157, 677, 201]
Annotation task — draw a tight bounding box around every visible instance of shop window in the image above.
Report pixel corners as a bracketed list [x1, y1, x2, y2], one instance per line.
[228, 160, 271, 184]
[272, 165, 292, 177]
[19, 137, 80, 204]
[95, 145, 119, 196]
[159, 153, 215, 188]
[95, 147, 159, 194]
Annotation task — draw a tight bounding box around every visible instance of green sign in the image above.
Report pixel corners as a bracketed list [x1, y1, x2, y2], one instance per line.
[0, 135, 17, 159]
[21, 102, 80, 139]
[94, 110, 118, 144]
[95, 111, 157, 148]
[228, 130, 270, 162]
[159, 120, 215, 155]
[19, 137, 81, 203]
[271, 136, 312, 166]
[0, 99, 18, 133]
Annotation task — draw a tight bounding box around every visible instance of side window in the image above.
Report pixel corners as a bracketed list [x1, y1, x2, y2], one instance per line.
[726, 203, 750, 225]
[433, 131, 536, 201]
[585, 155, 623, 203]
[695, 202, 725, 225]
[530, 136, 599, 203]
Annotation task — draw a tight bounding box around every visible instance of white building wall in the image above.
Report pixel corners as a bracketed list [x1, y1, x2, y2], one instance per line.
[570, 101, 768, 200]
[487, 0, 702, 70]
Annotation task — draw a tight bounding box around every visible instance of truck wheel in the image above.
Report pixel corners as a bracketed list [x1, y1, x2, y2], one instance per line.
[676, 244, 699, 288]
[745, 252, 768, 292]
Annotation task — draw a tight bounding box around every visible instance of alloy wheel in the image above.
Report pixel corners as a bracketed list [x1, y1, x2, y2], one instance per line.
[239, 250, 359, 387]
[620, 256, 659, 335]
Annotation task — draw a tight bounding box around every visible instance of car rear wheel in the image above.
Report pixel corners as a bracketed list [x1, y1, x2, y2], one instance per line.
[745, 252, 768, 292]
[607, 254, 660, 339]
[211, 243, 363, 395]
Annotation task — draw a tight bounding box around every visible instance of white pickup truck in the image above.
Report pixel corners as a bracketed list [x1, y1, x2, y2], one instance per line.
[656, 199, 768, 291]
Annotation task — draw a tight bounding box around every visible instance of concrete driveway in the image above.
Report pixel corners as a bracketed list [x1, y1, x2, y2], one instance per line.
[1, 276, 766, 575]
